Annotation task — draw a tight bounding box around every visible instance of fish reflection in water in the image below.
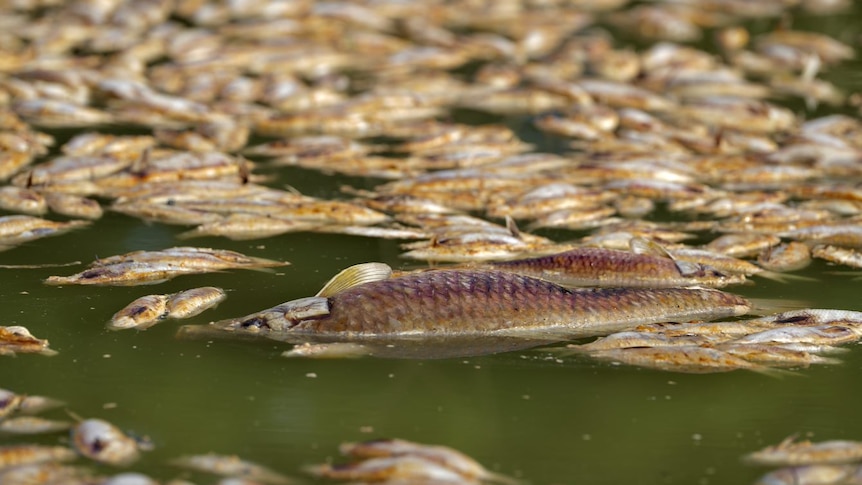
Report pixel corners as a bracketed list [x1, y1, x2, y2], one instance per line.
[179, 262, 750, 358]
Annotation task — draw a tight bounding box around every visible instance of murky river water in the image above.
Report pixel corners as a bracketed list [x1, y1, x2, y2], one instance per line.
[3, 4, 862, 485]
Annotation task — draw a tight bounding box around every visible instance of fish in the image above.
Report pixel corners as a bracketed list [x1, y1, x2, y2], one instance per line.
[46, 247, 288, 286]
[586, 346, 772, 374]
[337, 439, 516, 484]
[753, 464, 861, 485]
[188, 263, 750, 348]
[745, 436, 862, 466]
[0, 416, 71, 435]
[71, 418, 142, 467]
[166, 286, 227, 319]
[0, 445, 77, 471]
[0, 326, 57, 356]
[107, 294, 169, 330]
[171, 453, 292, 484]
[484, 243, 745, 288]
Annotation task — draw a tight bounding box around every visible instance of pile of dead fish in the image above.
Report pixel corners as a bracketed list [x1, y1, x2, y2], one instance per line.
[559, 309, 862, 374]
[745, 436, 862, 485]
[1, 386, 506, 485]
[0, 0, 859, 273]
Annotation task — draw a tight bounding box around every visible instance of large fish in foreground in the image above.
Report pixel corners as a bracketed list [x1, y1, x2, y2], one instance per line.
[179, 263, 751, 357]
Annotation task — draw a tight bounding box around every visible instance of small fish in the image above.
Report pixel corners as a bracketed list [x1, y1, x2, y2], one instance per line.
[0, 416, 71, 435]
[758, 242, 812, 272]
[107, 294, 169, 330]
[197, 263, 750, 344]
[306, 455, 475, 483]
[338, 439, 516, 484]
[46, 247, 288, 286]
[716, 344, 840, 366]
[71, 418, 142, 466]
[729, 325, 860, 346]
[0, 445, 77, 471]
[587, 346, 771, 374]
[166, 287, 227, 319]
[745, 437, 862, 466]
[753, 465, 860, 485]
[811, 245, 862, 268]
[0, 389, 23, 419]
[171, 453, 293, 484]
[0, 326, 57, 356]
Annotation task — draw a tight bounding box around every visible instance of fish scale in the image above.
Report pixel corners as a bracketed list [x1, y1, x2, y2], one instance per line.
[288, 269, 750, 338]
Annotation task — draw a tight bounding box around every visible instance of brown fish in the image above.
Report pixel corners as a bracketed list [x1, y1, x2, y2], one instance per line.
[486, 245, 745, 288]
[200, 263, 750, 341]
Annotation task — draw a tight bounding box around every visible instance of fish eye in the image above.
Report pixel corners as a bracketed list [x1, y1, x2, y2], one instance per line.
[239, 317, 270, 330]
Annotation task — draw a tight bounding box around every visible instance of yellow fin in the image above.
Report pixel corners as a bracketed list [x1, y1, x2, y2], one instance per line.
[629, 236, 672, 259]
[315, 262, 393, 297]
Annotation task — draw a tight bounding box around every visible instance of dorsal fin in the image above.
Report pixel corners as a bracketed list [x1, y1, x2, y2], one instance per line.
[629, 237, 703, 275]
[316, 262, 393, 297]
[505, 215, 522, 239]
[629, 236, 672, 259]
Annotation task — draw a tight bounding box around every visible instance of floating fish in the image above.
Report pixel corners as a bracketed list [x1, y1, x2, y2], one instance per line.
[107, 295, 169, 330]
[71, 418, 142, 466]
[0, 416, 71, 435]
[745, 436, 862, 466]
[166, 286, 227, 319]
[183, 263, 750, 357]
[485, 242, 745, 288]
[0, 326, 57, 356]
[171, 453, 293, 484]
[0, 444, 77, 471]
[46, 247, 287, 286]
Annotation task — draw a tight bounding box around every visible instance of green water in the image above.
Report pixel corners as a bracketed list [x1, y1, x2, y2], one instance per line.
[3, 6, 862, 485]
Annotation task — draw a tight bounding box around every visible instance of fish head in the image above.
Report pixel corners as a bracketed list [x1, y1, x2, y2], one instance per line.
[232, 297, 331, 333]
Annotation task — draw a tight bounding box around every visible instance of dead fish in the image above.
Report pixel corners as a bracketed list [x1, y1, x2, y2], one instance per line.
[200, 262, 750, 342]
[42, 192, 103, 220]
[0, 215, 90, 247]
[729, 325, 860, 346]
[753, 464, 860, 485]
[745, 436, 862, 466]
[338, 439, 515, 484]
[0, 326, 57, 356]
[716, 343, 840, 366]
[0, 462, 95, 485]
[0, 186, 47, 215]
[565, 331, 716, 352]
[171, 453, 292, 484]
[46, 247, 288, 286]
[177, 214, 319, 240]
[306, 455, 476, 483]
[71, 418, 142, 466]
[485, 244, 745, 288]
[166, 287, 227, 319]
[0, 444, 77, 471]
[0, 388, 23, 419]
[812, 245, 862, 268]
[757, 242, 812, 272]
[107, 294, 169, 330]
[282, 342, 372, 359]
[587, 346, 772, 374]
[0, 416, 71, 434]
[17, 395, 65, 415]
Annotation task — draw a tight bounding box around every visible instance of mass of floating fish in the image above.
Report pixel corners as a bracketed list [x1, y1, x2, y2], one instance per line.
[0, 0, 860, 482]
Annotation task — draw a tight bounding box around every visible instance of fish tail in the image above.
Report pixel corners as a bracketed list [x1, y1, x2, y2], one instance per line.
[754, 270, 817, 283]
[747, 297, 811, 316]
